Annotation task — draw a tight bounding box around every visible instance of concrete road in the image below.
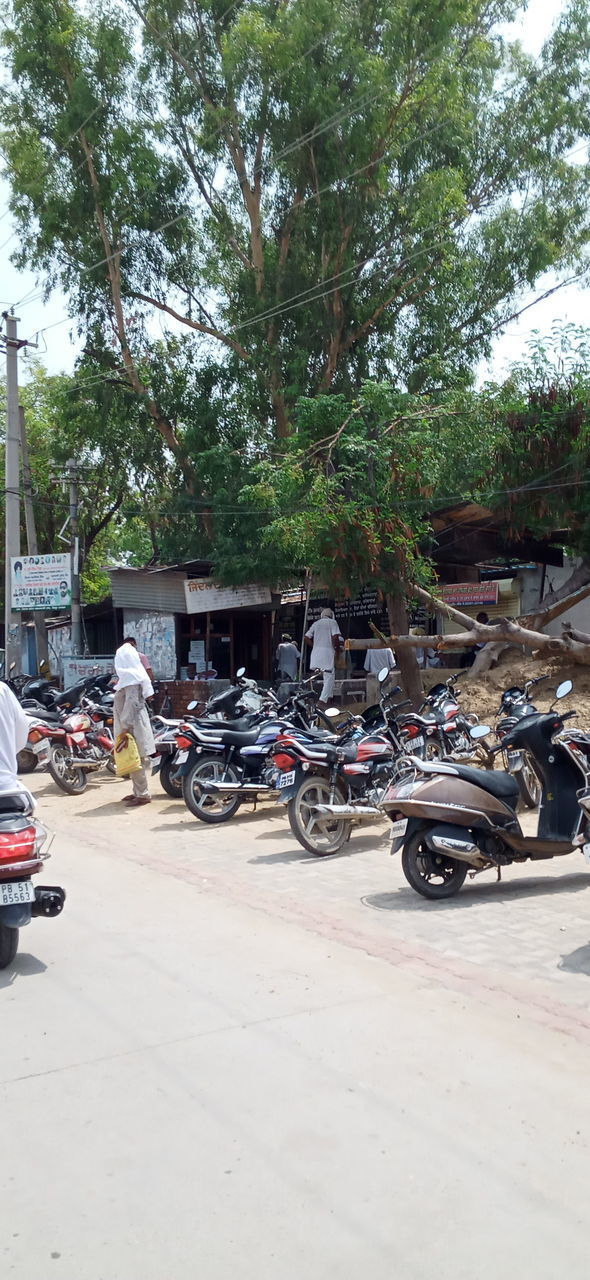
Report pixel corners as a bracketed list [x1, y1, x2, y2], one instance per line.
[2, 773, 590, 1279]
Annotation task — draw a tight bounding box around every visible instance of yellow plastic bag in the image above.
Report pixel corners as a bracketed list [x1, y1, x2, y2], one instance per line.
[114, 731, 142, 776]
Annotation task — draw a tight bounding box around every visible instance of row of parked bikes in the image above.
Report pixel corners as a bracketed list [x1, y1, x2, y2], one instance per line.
[8, 662, 590, 902]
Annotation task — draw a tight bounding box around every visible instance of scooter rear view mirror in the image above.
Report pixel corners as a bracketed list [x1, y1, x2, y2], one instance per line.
[470, 724, 491, 739]
[378, 667, 390, 683]
[236, 667, 246, 678]
[556, 679, 573, 700]
[186, 700, 198, 710]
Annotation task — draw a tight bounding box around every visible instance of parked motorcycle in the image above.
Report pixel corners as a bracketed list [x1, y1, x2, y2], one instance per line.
[0, 791, 65, 969]
[397, 673, 481, 762]
[381, 679, 590, 899]
[46, 698, 116, 795]
[494, 674, 550, 808]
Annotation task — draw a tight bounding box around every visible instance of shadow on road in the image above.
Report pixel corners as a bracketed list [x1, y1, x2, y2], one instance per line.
[363, 872, 590, 913]
[558, 944, 590, 976]
[0, 952, 47, 988]
[250, 831, 386, 865]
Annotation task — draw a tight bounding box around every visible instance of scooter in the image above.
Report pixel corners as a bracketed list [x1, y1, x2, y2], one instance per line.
[494, 673, 550, 808]
[0, 790, 66, 969]
[381, 679, 590, 899]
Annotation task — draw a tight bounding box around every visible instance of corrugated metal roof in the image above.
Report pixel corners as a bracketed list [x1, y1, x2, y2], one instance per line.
[109, 568, 188, 612]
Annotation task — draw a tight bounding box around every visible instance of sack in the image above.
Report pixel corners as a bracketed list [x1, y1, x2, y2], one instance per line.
[114, 731, 142, 776]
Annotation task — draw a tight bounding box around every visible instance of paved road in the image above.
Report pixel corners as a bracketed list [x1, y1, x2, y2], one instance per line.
[2, 772, 590, 1278]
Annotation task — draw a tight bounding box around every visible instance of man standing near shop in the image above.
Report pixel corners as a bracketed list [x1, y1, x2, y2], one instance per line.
[305, 608, 344, 705]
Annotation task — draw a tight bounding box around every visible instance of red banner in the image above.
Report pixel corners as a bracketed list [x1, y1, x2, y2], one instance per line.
[440, 582, 499, 608]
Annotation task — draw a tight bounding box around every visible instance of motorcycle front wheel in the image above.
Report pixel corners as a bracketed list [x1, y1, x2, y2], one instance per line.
[517, 754, 542, 809]
[48, 745, 88, 795]
[401, 828, 468, 899]
[288, 776, 350, 856]
[0, 923, 19, 969]
[182, 755, 242, 823]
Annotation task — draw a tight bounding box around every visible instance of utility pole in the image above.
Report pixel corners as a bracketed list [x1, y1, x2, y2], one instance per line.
[19, 405, 49, 672]
[66, 458, 82, 655]
[2, 312, 25, 674]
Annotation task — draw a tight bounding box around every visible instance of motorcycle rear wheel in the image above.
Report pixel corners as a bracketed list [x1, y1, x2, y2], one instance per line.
[17, 748, 38, 774]
[0, 923, 19, 969]
[48, 745, 88, 795]
[160, 755, 183, 799]
[401, 829, 468, 899]
[288, 776, 350, 855]
[183, 756, 242, 823]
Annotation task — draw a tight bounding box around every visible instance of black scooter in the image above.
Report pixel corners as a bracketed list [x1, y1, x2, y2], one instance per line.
[381, 680, 590, 899]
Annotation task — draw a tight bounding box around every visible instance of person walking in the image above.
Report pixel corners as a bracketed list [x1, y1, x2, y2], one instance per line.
[305, 608, 343, 705]
[125, 635, 154, 683]
[276, 634, 300, 682]
[113, 640, 156, 807]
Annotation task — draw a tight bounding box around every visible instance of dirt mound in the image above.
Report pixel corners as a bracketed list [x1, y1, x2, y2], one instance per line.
[460, 656, 590, 730]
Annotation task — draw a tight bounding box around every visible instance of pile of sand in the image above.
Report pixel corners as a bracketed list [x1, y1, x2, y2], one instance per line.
[457, 656, 590, 731]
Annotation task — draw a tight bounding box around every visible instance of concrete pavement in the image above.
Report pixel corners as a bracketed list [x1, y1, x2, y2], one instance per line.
[1, 771, 590, 1277]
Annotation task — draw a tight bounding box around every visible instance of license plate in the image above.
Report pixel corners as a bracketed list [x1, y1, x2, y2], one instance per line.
[176, 750, 189, 764]
[277, 770, 296, 789]
[412, 736, 425, 748]
[390, 819, 407, 837]
[0, 880, 35, 907]
[32, 739, 49, 755]
[507, 751, 523, 767]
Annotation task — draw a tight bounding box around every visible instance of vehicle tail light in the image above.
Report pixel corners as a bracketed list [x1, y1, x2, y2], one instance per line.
[176, 734, 193, 750]
[0, 825, 37, 863]
[404, 724, 421, 739]
[274, 753, 297, 770]
[28, 728, 42, 743]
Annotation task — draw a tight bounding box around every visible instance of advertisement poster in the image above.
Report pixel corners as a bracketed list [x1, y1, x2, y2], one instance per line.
[440, 582, 499, 608]
[11, 554, 71, 612]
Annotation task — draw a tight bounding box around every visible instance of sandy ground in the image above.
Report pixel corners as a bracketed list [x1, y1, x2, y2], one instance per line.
[1, 769, 590, 1279]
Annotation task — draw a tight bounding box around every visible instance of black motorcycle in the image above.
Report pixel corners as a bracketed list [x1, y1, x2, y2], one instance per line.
[495, 674, 550, 809]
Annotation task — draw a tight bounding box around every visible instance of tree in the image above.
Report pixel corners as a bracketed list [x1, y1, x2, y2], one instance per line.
[0, 361, 166, 603]
[1, 0, 590, 454]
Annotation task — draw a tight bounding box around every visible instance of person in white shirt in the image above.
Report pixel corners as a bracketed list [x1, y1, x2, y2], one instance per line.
[305, 609, 343, 704]
[0, 682, 31, 794]
[364, 646, 396, 675]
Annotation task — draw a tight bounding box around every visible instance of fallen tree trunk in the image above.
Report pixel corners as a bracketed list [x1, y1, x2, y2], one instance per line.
[345, 579, 590, 670]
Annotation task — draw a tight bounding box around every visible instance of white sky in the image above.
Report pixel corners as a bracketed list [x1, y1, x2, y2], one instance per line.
[0, 0, 586, 381]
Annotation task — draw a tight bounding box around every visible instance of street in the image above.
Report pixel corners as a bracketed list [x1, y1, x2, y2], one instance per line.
[2, 772, 590, 1279]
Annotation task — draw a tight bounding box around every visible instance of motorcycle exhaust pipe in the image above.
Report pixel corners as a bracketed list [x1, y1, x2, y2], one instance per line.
[200, 782, 274, 795]
[426, 832, 487, 866]
[64, 757, 103, 771]
[32, 885, 66, 917]
[312, 803, 382, 820]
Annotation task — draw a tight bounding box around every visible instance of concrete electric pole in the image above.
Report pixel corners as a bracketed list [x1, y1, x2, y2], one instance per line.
[2, 312, 25, 673]
[65, 458, 82, 655]
[19, 405, 49, 671]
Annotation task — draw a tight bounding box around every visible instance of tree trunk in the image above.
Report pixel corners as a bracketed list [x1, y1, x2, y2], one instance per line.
[386, 592, 423, 708]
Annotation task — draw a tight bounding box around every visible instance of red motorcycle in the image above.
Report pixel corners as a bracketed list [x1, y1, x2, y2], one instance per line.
[0, 792, 66, 968]
[44, 700, 115, 795]
[272, 724, 397, 856]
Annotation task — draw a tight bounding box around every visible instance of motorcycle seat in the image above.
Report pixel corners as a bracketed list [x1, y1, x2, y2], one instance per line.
[449, 764, 519, 806]
[215, 726, 263, 747]
[26, 707, 61, 723]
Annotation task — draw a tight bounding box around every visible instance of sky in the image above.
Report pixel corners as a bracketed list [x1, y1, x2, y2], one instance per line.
[0, 0, 586, 383]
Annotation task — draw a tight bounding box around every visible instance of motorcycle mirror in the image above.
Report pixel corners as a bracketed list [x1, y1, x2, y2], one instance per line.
[9, 662, 16, 672]
[470, 724, 491, 739]
[378, 667, 390, 683]
[236, 667, 246, 678]
[186, 700, 198, 710]
[324, 706, 340, 718]
[556, 679, 573, 700]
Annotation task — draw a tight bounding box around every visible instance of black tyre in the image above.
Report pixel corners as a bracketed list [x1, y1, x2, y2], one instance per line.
[17, 749, 38, 774]
[182, 755, 242, 823]
[287, 775, 350, 855]
[401, 828, 469, 899]
[48, 744, 88, 795]
[0, 923, 19, 969]
[160, 755, 183, 799]
[517, 754, 542, 809]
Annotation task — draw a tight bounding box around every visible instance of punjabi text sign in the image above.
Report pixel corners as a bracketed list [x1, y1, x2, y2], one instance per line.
[11, 554, 71, 612]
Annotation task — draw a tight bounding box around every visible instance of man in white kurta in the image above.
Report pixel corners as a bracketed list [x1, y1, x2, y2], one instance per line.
[0, 682, 31, 794]
[305, 609, 344, 704]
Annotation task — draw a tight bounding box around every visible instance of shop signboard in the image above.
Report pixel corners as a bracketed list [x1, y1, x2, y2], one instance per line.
[440, 582, 499, 609]
[61, 655, 114, 687]
[184, 579, 272, 614]
[11, 553, 71, 612]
